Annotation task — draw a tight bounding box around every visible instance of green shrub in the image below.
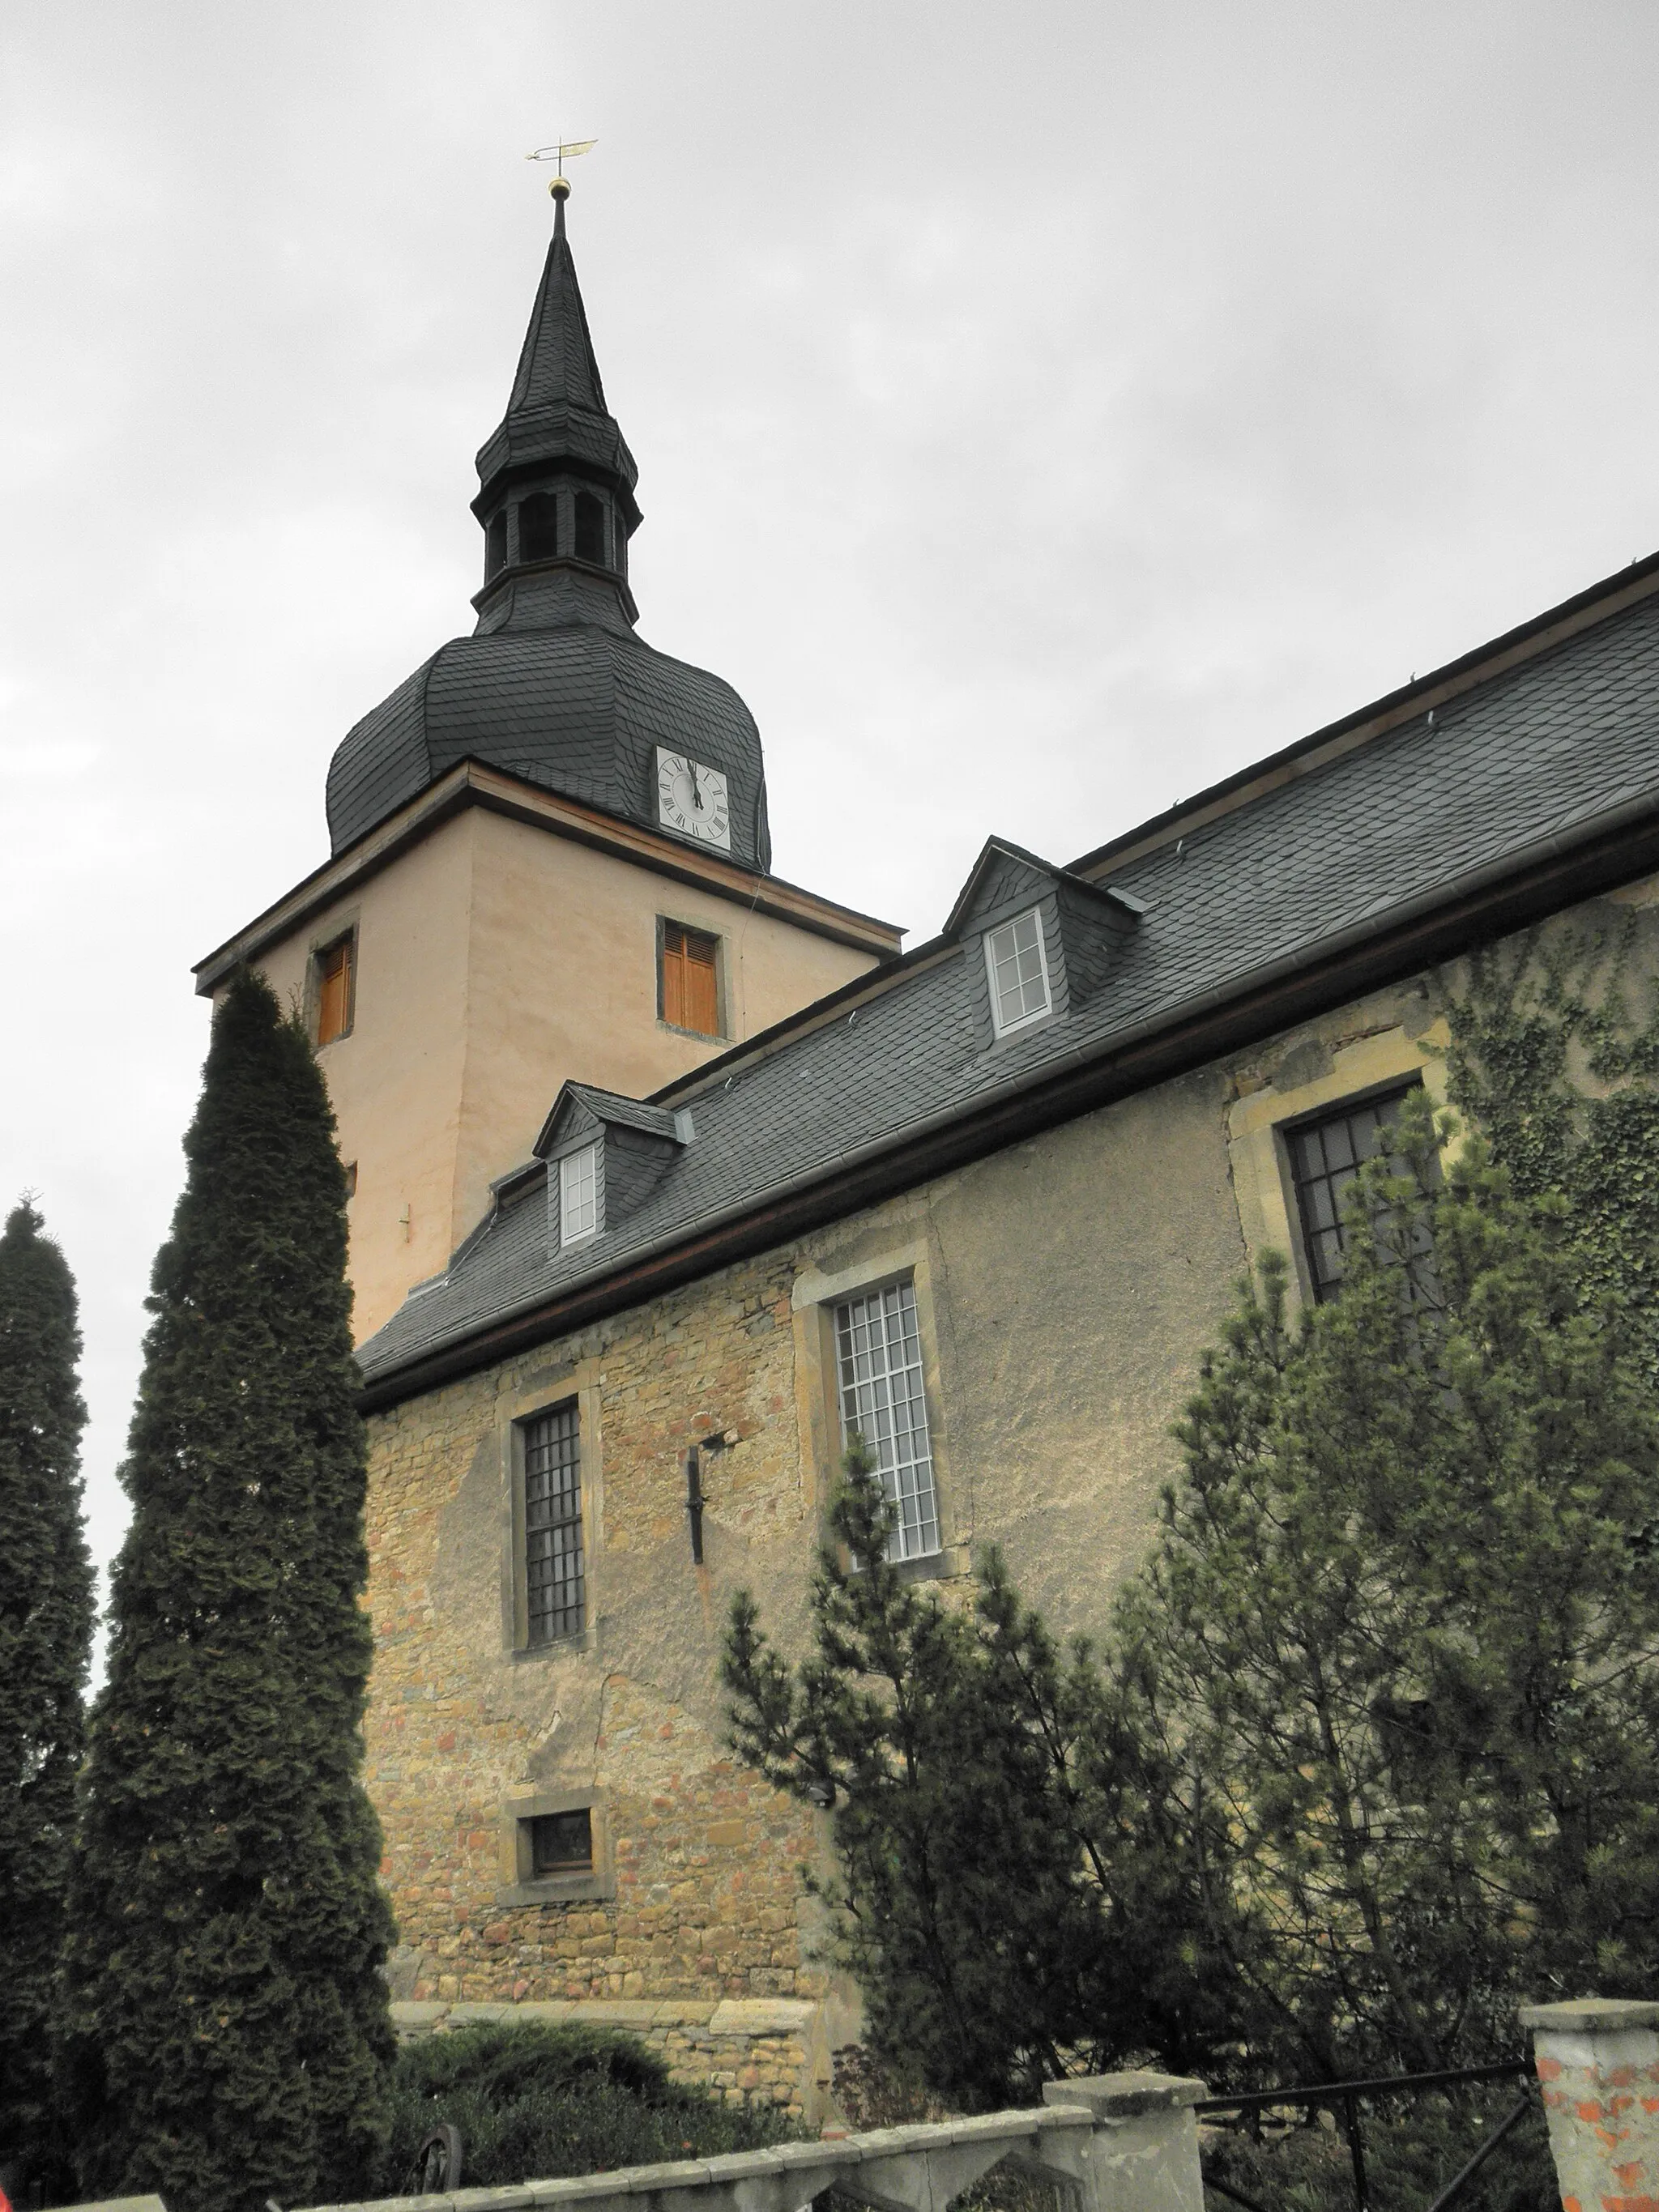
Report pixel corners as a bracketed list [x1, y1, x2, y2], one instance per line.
[382, 2023, 800, 2192]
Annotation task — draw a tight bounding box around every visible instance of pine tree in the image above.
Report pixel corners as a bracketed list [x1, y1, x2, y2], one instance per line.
[722, 1443, 1225, 2108]
[0, 1200, 95, 2184]
[1120, 1085, 1659, 2078]
[728, 1090, 1659, 2102]
[60, 970, 395, 2212]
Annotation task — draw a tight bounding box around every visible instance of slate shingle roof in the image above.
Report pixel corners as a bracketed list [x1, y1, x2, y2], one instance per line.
[324, 196, 770, 869]
[473, 194, 639, 508]
[324, 584, 773, 870]
[357, 570, 1659, 1394]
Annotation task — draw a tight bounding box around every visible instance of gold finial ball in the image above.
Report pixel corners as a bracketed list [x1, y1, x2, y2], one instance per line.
[548, 176, 572, 201]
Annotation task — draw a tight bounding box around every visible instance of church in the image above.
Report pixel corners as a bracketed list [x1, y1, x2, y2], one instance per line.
[194, 182, 1659, 2120]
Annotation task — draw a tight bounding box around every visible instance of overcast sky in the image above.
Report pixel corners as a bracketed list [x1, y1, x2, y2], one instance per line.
[6, 2, 1659, 1596]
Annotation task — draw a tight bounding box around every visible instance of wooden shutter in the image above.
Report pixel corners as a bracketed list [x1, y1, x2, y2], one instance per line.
[661, 924, 719, 1037]
[683, 931, 718, 1036]
[318, 936, 352, 1045]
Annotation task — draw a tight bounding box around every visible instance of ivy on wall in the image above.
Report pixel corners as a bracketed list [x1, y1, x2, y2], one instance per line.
[1440, 901, 1659, 1377]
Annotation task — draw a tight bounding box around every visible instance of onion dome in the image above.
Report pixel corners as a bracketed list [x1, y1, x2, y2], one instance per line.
[326, 190, 772, 871]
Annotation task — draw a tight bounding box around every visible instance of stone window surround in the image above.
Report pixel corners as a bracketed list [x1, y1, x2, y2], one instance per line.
[1227, 1018, 1454, 1314]
[496, 1353, 605, 1659]
[497, 1784, 615, 1907]
[303, 908, 360, 1048]
[790, 1237, 969, 1583]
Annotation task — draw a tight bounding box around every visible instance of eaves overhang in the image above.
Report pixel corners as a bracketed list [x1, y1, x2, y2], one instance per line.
[192, 759, 904, 995]
[355, 781, 1659, 1414]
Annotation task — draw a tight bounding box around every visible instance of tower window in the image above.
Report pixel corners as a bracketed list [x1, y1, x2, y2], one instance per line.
[313, 931, 356, 1046]
[574, 491, 606, 566]
[518, 492, 559, 564]
[484, 510, 507, 579]
[659, 922, 720, 1038]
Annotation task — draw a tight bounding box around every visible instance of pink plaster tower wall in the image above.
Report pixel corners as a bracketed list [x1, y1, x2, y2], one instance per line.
[1523, 2000, 1659, 2212]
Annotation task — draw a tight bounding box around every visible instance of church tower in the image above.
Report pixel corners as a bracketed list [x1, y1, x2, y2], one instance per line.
[194, 189, 901, 1340]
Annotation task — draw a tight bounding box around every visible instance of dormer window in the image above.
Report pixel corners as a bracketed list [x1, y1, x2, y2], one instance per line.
[574, 491, 606, 565]
[558, 1144, 599, 1245]
[984, 908, 1051, 1037]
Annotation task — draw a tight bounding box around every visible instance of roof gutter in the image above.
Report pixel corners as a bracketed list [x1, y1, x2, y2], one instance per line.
[356, 784, 1659, 1413]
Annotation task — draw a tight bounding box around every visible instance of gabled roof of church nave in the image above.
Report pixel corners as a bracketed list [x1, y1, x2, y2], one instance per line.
[356, 549, 1659, 1404]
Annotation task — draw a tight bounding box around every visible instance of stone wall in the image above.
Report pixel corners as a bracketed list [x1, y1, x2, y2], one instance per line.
[360, 879, 1659, 2120]
[388, 1997, 819, 2116]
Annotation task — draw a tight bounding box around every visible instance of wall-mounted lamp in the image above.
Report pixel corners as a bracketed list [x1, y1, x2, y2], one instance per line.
[684, 1428, 740, 1565]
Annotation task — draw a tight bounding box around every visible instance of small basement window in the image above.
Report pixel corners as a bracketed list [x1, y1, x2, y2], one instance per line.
[315, 932, 356, 1046]
[660, 922, 720, 1038]
[530, 1806, 593, 1877]
[574, 490, 606, 565]
[518, 491, 560, 564]
[984, 907, 1051, 1037]
[558, 1143, 599, 1246]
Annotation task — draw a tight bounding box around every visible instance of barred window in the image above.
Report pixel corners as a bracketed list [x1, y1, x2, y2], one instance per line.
[531, 1806, 593, 1876]
[559, 1144, 599, 1246]
[834, 1281, 940, 1562]
[524, 1404, 584, 1643]
[984, 908, 1051, 1036]
[1287, 1083, 1434, 1302]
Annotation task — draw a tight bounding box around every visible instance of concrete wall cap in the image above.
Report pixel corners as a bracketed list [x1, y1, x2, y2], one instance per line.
[707, 1997, 817, 2034]
[772, 2140, 863, 2169]
[700, 2151, 789, 2181]
[1520, 1998, 1659, 2033]
[1043, 2071, 1209, 2116]
[610, 2159, 711, 2192]
[57, 2200, 173, 2212]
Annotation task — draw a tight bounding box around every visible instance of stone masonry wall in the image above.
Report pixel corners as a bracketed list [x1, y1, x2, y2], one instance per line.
[388, 1999, 817, 2116]
[359, 886, 1659, 2122]
[365, 1251, 826, 1992]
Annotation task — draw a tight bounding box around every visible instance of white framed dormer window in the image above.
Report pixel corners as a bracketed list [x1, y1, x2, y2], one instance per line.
[558, 1144, 599, 1246]
[984, 906, 1051, 1037]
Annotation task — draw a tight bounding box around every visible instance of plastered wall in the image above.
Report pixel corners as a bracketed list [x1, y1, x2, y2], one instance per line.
[250, 808, 885, 1341]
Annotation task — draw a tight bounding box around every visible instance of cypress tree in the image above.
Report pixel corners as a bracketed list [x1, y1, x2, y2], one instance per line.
[61, 970, 395, 2212]
[0, 1200, 95, 2186]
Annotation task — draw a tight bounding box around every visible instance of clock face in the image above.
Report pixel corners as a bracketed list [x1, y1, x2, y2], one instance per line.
[655, 748, 731, 852]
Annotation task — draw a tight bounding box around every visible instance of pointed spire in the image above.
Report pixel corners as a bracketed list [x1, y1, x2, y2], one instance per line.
[503, 187, 610, 423]
[472, 186, 639, 523]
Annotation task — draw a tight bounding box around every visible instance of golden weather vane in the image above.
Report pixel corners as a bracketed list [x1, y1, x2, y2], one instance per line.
[525, 138, 596, 198]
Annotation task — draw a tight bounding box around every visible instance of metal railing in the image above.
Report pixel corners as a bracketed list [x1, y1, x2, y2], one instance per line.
[1194, 2061, 1537, 2212]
